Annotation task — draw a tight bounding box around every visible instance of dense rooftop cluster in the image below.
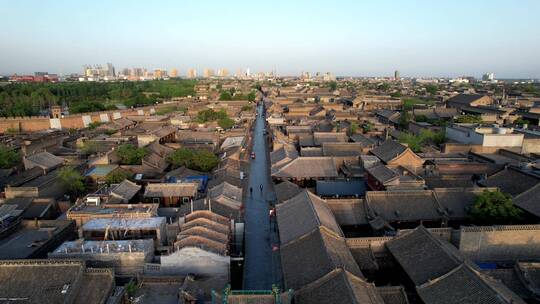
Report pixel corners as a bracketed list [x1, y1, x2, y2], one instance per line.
[0, 76, 539, 303]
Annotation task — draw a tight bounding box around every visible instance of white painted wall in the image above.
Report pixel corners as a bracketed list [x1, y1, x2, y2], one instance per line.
[159, 247, 230, 277]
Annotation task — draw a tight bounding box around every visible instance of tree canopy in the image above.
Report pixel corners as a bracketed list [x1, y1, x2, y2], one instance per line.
[0, 79, 196, 117]
[329, 81, 338, 91]
[218, 117, 235, 130]
[105, 170, 132, 185]
[469, 190, 523, 224]
[247, 91, 257, 102]
[116, 144, 147, 165]
[219, 91, 233, 101]
[167, 148, 219, 172]
[58, 166, 85, 197]
[0, 146, 20, 169]
[455, 114, 482, 124]
[347, 121, 358, 136]
[80, 141, 99, 155]
[425, 84, 438, 95]
[241, 105, 253, 112]
[196, 109, 230, 124]
[398, 129, 446, 152]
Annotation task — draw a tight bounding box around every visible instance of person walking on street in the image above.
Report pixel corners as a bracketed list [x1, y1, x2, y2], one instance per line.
[260, 184, 263, 192]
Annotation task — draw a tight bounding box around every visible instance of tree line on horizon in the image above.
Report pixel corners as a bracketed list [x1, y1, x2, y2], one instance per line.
[0, 79, 197, 117]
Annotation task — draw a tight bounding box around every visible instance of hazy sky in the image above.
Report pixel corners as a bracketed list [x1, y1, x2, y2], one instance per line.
[1, 0, 539, 78]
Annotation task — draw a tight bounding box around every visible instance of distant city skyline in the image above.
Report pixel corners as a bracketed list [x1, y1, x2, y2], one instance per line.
[1, 0, 539, 78]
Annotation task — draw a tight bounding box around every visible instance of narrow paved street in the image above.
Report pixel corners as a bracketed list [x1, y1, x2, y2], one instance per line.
[242, 102, 279, 290]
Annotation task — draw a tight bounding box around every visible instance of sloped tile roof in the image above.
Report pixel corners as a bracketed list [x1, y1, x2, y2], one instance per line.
[277, 190, 343, 245]
[280, 227, 362, 290]
[294, 269, 384, 304]
[386, 226, 463, 285]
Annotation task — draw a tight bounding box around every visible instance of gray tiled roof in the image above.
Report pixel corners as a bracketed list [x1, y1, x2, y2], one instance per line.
[143, 182, 198, 198]
[25, 151, 64, 170]
[272, 157, 338, 179]
[446, 94, 487, 106]
[377, 286, 410, 304]
[514, 183, 540, 218]
[294, 269, 384, 304]
[370, 140, 407, 163]
[433, 188, 485, 219]
[280, 227, 363, 290]
[0, 259, 114, 304]
[365, 191, 444, 223]
[366, 165, 399, 184]
[110, 179, 141, 202]
[208, 181, 242, 201]
[386, 226, 463, 285]
[322, 142, 364, 157]
[277, 190, 343, 245]
[479, 167, 540, 196]
[274, 181, 302, 203]
[417, 263, 525, 304]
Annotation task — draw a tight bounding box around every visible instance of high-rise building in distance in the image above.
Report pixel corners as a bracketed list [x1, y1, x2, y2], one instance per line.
[154, 68, 168, 79]
[186, 69, 197, 79]
[217, 69, 229, 77]
[394, 70, 400, 80]
[106, 63, 115, 77]
[235, 69, 243, 78]
[482, 72, 495, 81]
[203, 68, 215, 78]
[170, 68, 178, 77]
[82, 63, 115, 79]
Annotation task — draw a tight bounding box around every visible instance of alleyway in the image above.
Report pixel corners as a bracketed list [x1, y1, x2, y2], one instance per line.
[242, 102, 281, 290]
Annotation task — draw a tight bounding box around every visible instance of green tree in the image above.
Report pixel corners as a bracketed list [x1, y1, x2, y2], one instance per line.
[80, 141, 98, 155]
[247, 91, 257, 102]
[398, 111, 411, 129]
[241, 105, 253, 112]
[167, 148, 195, 168]
[361, 122, 373, 133]
[58, 166, 85, 196]
[5, 128, 19, 135]
[218, 117, 235, 129]
[87, 121, 102, 130]
[425, 84, 438, 95]
[399, 129, 446, 152]
[220, 91, 233, 101]
[117, 144, 147, 165]
[390, 92, 402, 98]
[514, 118, 530, 126]
[347, 121, 358, 136]
[167, 148, 218, 172]
[105, 170, 132, 185]
[125, 281, 138, 297]
[190, 150, 219, 172]
[398, 132, 423, 152]
[196, 109, 228, 123]
[379, 83, 390, 92]
[0, 146, 20, 169]
[455, 114, 482, 124]
[329, 81, 337, 91]
[469, 190, 523, 224]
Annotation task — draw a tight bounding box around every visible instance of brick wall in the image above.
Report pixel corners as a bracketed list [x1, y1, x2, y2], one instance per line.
[0, 101, 194, 133]
[457, 225, 540, 262]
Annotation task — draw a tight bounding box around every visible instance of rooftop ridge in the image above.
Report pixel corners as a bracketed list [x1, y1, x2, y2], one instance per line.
[460, 224, 540, 232]
[0, 259, 85, 266]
